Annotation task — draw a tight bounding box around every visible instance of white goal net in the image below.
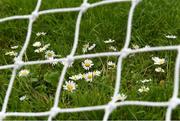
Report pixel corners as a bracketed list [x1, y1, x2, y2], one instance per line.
[0, 0, 179, 121]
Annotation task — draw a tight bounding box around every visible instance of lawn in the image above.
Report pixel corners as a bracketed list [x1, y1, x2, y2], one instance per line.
[0, 0, 180, 120]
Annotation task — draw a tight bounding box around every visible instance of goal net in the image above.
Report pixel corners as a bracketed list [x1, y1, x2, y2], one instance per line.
[0, 0, 179, 121]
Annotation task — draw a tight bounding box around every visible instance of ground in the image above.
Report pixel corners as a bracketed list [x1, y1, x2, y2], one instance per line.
[0, 0, 180, 120]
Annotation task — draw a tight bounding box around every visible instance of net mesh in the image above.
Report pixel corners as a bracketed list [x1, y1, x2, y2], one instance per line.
[0, 0, 179, 120]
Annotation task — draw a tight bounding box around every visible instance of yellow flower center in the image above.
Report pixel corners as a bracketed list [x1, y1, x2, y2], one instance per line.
[87, 74, 93, 79]
[22, 72, 27, 75]
[47, 53, 53, 57]
[67, 84, 73, 91]
[85, 63, 90, 67]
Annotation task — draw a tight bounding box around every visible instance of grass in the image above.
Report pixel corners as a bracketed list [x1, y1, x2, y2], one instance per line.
[0, 0, 180, 120]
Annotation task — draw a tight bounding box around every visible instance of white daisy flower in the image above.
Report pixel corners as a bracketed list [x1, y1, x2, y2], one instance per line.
[32, 41, 41, 47]
[109, 46, 117, 51]
[11, 45, 18, 49]
[93, 70, 101, 76]
[138, 86, 149, 93]
[77, 73, 84, 79]
[43, 43, 50, 50]
[82, 73, 86, 79]
[34, 44, 50, 53]
[41, 32, 46, 36]
[36, 32, 41, 36]
[82, 43, 96, 53]
[107, 61, 116, 69]
[38, 47, 47, 53]
[45, 50, 55, 60]
[82, 59, 94, 70]
[165, 35, 177, 39]
[69, 75, 79, 81]
[152, 57, 165, 65]
[112, 93, 127, 102]
[82, 43, 89, 53]
[18, 69, 30, 77]
[69, 74, 83, 81]
[141, 79, 152, 83]
[84, 72, 94, 82]
[144, 45, 150, 48]
[34, 49, 40, 53]
[155, 67, 165, 73]
[36, 32, 46, 36]
[104, 39, 115, 44]
[34, 48, 44, 53]
[132, 44, 139, 49]
[5, 51, 18, 56]
[19, 95, 26, 101]
[88, 44, 96, 51]
[63, 81, 77, 92]
[52, 61, 58, 66]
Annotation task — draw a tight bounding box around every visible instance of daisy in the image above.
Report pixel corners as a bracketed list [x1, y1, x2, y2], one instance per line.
[36, 32, 46, 36]
[88, 44, 96, 51]
[132, 44, 139, 49]
[52, 61, 58, 66]
[104, 39, 115, 44]
[36, 32, 41, 36]
[82, 59, 94, 70]
[69, 74, 83, 81]
[84, 72, 94, 82]
[109, 46, 117, 51]
[5, 51, 18, 56]
[34, 48, 41, 53]
[155, 67, 165, 73]
[69, 75, 79, 81]
[19, 95, 26, 101]
[41, 44, 50, 51]
[77, 73, 84, 79]
[141, 79, 152, 83]
[82, 73, 86, 79]
[138, 86, 149, 93]
[165, 35, 177, 39]
[82, 43, 89, 53]
[11, 45, 18, 49]
[18, 69, 30, 77]
[63, 81, 77, 92]
[33, 41, 41, 47]
[144, 45, 150, 48]
[152, 57, 165, 65]
[112, 93, 127, 102]
[93, 70, 101, 76]
[107, 61, 116, 69]
[41, 32, 46, 36]
[44, 43, 50, 48]
[45, 50, 55, 60]
[34, 44, 50, 53]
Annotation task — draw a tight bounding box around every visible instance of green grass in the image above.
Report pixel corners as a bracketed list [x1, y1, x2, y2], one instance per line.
[0, 0, 180, 120]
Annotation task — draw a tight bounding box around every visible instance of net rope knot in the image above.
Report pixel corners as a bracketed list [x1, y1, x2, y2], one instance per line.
[14, 57, 24, 70]
[81, 2, 90, 13]
[121, 48, 130, 58]
[66, 55, 74, 66]
[106, 101, 117, 113]
[0, 112, 5, 120]
[30, 11, 39, 22]
[50, 107, 60, 118]
[169, 97, 180, 109]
